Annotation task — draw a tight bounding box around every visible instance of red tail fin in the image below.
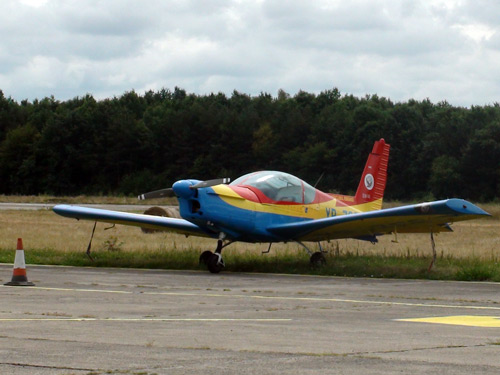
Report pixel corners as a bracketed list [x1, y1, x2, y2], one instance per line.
[354, 139, 390, 210]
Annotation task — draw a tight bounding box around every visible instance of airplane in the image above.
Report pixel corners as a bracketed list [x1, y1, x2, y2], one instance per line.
[53, 139, 490, 273]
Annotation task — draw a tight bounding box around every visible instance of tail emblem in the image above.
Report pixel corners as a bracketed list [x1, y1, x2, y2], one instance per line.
[364, 174, 374, 190]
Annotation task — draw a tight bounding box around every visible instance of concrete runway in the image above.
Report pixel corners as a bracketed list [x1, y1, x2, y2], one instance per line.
[0, 265, 499, 374]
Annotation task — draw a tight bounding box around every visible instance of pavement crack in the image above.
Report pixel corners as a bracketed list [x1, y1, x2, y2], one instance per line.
[347, 343, 490, 356]
[0, 361, 98, 372]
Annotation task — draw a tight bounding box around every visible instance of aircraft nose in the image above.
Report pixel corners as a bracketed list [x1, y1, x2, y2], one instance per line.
[172, 180, 196, 199]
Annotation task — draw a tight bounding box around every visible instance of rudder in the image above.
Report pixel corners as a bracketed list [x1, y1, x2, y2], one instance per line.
[354, 138, 390, 211]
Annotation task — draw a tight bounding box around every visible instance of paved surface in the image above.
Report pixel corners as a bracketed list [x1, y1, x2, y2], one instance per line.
[0, 265, 499, 374]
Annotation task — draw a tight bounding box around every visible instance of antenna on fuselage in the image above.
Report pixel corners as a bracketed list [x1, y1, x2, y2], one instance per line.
[313, 172, 325, 188]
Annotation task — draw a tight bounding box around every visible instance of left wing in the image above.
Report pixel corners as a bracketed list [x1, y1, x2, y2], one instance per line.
[53, 205, 210, 238]
[267, 199, 490, 242]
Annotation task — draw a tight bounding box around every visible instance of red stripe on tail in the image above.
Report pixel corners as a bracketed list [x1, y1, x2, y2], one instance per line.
[354, 139, 390, 208]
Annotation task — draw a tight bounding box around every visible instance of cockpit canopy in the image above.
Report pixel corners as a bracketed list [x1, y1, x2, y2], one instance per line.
[231, 171, 317, 204]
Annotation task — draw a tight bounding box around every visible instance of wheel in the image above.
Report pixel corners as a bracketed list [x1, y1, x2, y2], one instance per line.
[310, 252, 326, 267]
[199, 250, 213, 265]
[207, 253, 225, 273]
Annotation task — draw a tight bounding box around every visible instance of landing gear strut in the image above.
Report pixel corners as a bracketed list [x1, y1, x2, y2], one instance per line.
[207, 238, 225, 273]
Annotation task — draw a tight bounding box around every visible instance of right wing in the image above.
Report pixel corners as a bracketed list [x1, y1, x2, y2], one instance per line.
[267, 199, 490, 242]
[53, 204, 210, 238]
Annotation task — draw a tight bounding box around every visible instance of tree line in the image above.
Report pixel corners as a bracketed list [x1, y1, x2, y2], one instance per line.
[1, 87, 499, 202]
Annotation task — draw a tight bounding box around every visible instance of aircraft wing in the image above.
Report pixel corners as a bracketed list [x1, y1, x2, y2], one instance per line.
[53, 205, 210, 238]
[267, 199, 490, 242]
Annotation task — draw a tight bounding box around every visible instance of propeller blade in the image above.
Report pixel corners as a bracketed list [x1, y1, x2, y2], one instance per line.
[138, 178, 230, 200]
[190, 178, 231, 190]
[137, 188, 175, 200]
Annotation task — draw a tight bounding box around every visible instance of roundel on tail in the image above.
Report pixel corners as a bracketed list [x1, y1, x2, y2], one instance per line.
[364, 173, 374, 191]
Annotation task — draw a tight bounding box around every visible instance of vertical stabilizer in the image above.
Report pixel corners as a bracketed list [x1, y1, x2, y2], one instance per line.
[354, 139, 390, 211]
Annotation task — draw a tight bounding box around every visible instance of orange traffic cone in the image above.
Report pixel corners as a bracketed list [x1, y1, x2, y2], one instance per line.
[4, 238, 35, 286]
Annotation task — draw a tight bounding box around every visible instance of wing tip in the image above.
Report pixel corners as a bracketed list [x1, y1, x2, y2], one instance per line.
[446, 199, 491, 216]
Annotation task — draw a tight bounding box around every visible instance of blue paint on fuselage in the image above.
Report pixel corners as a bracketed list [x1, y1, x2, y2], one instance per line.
[177, 187, 310, 242]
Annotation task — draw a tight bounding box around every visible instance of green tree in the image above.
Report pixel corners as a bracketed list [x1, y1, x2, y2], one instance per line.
[0, 124, 40, 194]
[428, 155, 462, 198]
[461, 122, 500, 201]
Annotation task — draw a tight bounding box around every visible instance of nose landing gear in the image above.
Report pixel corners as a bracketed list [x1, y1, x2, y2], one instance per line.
[199, 233, 231, 273]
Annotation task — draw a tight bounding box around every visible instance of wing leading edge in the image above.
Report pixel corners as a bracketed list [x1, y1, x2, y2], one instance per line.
[267, 199, 490, 242]
[53, 205, 209, 238]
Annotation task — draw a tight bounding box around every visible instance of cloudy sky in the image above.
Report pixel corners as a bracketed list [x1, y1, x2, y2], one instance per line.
[1, 0, 499, 106]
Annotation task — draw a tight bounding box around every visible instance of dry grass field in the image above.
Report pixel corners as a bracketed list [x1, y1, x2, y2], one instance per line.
[0, 201, 498, 262]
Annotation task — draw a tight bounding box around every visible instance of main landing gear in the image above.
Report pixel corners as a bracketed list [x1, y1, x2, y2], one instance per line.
[264, 242, 326, 266]
[199, 233, 233, 273]
[199, 235, 328, 273]
[294, 241, 327, 267]
[310, 251, 327, 266]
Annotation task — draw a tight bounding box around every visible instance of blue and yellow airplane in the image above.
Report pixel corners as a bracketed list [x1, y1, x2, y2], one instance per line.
[53, 139, 489, 273]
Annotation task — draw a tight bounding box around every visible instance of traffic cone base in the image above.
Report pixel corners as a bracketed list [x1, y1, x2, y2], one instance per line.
[4, 239, 35, 286]
[4, 269, 34, 286]
[5, 279, 35, 286]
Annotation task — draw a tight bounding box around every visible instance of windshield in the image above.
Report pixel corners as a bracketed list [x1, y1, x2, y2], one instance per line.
[231, 171, 316, 203]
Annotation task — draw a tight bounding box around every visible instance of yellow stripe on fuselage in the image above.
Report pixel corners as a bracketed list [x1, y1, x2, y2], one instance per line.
[212, 185, 383, 219]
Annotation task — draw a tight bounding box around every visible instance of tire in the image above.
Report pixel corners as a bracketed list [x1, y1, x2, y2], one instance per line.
[199, 250, 213, 265]
[310, 252, 326, 267]
[207, 253, 225, 273]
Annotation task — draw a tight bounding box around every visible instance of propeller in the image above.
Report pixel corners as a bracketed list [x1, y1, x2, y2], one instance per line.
[138, 188, 175, 200]
[137, 178, 231, 200]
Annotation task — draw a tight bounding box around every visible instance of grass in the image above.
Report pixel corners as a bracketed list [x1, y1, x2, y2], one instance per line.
[1, 246, 499, 282]
[0, 197, 499, 281]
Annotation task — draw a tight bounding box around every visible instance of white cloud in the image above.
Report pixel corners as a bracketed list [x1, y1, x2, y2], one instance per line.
[19, 0, 48, 8]
[1, 0, 500, 106]
[454, 23, 496, 42]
